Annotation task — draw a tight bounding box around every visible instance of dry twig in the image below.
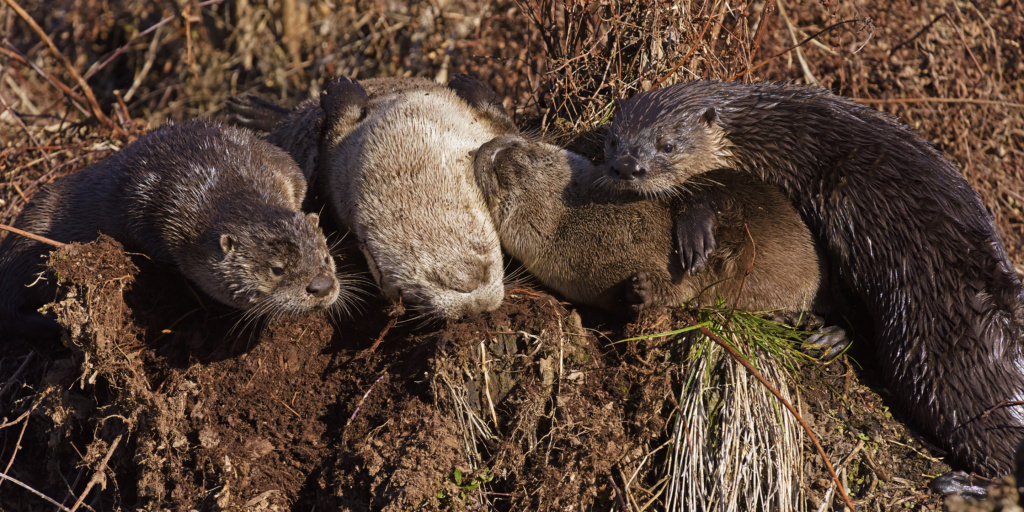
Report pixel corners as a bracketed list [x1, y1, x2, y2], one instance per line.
[0, 470, 74, 512]
[69, 433, 124, 512]
[0, 223, 66, 247]
[3, 0, 123, 134]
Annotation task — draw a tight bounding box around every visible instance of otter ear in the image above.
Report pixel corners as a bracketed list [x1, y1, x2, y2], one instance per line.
[305, 212, 320, 225]
[700, 106, 719, 126]
[220, 234, 236, 255]
[319, 76, 368, 127]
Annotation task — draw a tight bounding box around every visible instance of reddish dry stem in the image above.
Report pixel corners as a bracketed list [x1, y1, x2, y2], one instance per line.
[3, 0, 123, 135]
[728, 18, 862, 82]
[749, 0, 778, 58]
[654, 14, 717, 89]
[0, 223, 67, 248]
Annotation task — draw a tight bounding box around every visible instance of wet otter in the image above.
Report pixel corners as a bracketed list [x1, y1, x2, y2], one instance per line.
[226, 76, 514, 320]
[472, 133, 831, 315]
[602, 80, 1024, 476]
[0, 119, 343, 337]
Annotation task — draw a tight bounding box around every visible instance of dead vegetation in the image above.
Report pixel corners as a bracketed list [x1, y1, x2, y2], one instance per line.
[2, 0, 1023, 510]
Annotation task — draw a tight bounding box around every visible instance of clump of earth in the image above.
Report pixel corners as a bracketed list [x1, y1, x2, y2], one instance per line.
[0, 235, 964, 510]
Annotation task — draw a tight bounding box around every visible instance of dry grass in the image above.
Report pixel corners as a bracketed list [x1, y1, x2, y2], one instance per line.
[666, 337, 802, 512]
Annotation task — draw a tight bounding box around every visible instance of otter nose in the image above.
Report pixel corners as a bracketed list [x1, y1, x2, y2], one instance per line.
[611, 155, 646, 181]
[445, 258, 490, 294]
[306, 274, 335, 297]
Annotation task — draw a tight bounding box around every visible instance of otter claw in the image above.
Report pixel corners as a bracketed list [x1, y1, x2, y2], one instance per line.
[805, 325, 851, 360]
[223, 95, 291, 133]
[928, 471, 988, 499]
[674, 200, 719, 275]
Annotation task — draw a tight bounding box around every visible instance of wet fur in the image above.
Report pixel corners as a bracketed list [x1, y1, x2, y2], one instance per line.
[474, 134, 829, 314]
[605, 79, 1024, 475]
[0, 120, 342, 336]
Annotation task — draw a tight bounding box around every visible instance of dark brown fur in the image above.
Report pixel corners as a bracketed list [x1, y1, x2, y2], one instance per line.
[473, 134, 830, 314]
[604, 80, 1024, 476]
[0, 119, 344, 337]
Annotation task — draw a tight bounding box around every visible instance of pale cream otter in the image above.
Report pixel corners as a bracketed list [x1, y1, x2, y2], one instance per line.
[227, 76, 516, 320]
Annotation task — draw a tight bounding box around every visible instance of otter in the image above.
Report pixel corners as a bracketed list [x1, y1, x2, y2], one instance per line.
[472, 133, 831, 316]
[601, 80, 1024, 476]
[223, 76, 444, 183]
[225, 75, 514, 320]
[0, 119, 344, 337]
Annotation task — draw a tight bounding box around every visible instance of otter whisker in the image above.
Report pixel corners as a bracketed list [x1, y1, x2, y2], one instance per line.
[411, 311, 443, 331]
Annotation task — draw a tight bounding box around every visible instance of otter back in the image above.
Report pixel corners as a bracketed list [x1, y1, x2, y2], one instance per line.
[0, 119, 342, 337]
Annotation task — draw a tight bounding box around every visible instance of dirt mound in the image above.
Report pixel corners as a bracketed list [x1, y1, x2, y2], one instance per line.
[0, 236, 954, 510]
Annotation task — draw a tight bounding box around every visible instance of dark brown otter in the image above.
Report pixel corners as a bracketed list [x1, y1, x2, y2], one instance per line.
[602, 79, 1024, 476]
[0, 119, 345, 338]
[472, 133, 831, 316]
[224, 76, 516, 320]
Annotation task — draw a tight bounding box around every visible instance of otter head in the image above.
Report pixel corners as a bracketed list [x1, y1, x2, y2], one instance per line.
[198, 211, 341, 315]
[352, 158, 505, 321]
[474, 134, 569, 218]
[359, 219, 504, 321]
[473, 134, 593, 264]
[604, 83, 733, 195]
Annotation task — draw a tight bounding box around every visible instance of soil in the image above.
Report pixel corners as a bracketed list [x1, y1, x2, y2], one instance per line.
[1, 0, 1022, 511]
[0, 235, 976, 511]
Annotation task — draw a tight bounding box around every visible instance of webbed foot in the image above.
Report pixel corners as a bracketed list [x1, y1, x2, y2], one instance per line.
[928, 471, 988, 500]
[320, 76, 369, 127]
[805, 325, 851, 360]
[624, 271, 654, 314]
[447, 74, 516, 132]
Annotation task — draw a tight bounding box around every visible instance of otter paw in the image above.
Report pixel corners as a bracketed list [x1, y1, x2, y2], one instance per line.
[927, 471, 988, 499]
[447, 73, 503, 111]
[625, 271, 655, 314]
[674, 201, 719, 275]
[804, 325, 851, 361]
[320, 76, 369, 119]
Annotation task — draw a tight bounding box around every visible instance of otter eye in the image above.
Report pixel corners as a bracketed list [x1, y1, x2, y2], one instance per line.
[271, 266, 285, 277]
[608, 139, 618, 149]
[324, 256, 331, 265]
[660, 143, 675, 154]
